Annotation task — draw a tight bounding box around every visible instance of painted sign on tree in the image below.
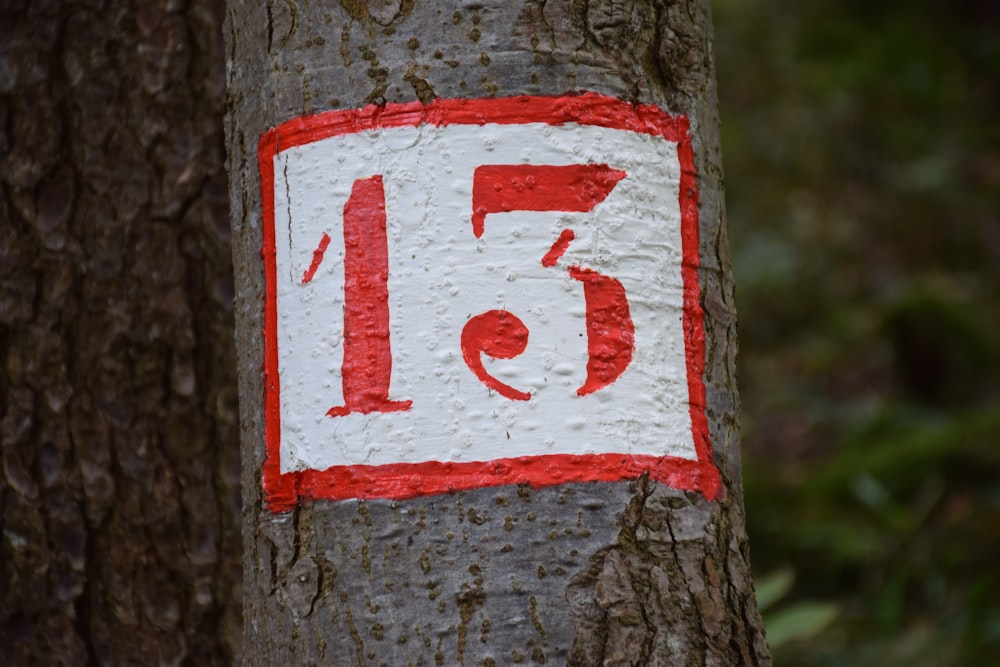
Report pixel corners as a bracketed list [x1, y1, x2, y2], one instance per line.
[258, 93, 720, 510]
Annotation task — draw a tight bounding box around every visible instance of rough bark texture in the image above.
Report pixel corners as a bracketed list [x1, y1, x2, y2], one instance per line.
[226, 1, 770, 664]
[1, 0, 242, 664]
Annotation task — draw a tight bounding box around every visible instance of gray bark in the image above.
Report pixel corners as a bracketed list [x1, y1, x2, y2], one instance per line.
[225, 1, 769, 664]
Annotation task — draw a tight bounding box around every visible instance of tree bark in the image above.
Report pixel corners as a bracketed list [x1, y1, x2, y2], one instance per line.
[226, 1, 769, 665]
[1, 0, 242, 664]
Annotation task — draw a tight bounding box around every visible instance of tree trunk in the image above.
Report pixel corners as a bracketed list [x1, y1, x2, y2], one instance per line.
[1, 0, 242, 664]
[226, 1, 770, 665]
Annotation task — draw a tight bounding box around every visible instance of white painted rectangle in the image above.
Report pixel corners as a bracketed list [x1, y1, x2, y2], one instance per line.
[257, 94, 719, 508]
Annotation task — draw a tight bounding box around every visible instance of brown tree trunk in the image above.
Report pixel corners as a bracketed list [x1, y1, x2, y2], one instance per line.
[1, 0, 242, 664]
[226, 1, 770, 665]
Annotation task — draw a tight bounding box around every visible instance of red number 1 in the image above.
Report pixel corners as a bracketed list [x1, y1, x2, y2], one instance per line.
[303, 176, 412, 418]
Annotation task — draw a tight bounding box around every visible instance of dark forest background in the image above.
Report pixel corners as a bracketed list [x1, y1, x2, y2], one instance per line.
[715, 0, 1000, 663]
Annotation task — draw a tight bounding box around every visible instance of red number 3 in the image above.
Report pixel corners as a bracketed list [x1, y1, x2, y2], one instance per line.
[462, 163, 636, 399]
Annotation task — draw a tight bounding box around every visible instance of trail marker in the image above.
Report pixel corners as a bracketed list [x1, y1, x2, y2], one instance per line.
[258, 94, 720, 510]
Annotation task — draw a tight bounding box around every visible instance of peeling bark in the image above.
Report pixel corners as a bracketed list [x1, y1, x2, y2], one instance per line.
[227, 0, 769, 664]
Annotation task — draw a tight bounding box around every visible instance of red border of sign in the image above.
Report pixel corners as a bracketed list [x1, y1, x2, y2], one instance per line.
[258, 92, 721, 511]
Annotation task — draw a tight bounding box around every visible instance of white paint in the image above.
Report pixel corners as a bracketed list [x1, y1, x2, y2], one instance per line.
[272, 121, 696, 471]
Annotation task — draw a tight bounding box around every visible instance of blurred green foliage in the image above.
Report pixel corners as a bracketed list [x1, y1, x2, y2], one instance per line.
[713, 0, 1000, 663]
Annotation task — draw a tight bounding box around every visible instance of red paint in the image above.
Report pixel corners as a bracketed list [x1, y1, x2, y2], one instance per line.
[461, 310, 531, 401]
[675, 138, 714, 492]
[471, 164, 625, 238]
[326, 176, 412, 418]
[541, 229, 575, 267]
[291, 453, 713, 504]
[568, 267, 635, 396]
[469, 162, 633, 397]
[259, 93, 692, 151]
[301, 232, 331, 284]
[258, 93, 721, 511]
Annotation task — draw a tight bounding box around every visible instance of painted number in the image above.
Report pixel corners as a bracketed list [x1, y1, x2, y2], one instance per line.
[468, 163, 635, 398]
[304, 163, 637, 416]
[302, 175, 412, 418]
